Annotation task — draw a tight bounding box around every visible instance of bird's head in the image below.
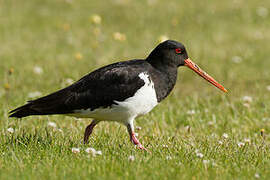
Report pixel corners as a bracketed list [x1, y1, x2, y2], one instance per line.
[147, 40, 188, 67]
[147, 40, 227, 93]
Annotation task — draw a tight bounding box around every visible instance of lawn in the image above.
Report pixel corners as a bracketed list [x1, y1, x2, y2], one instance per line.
[1, 0, 270, 179]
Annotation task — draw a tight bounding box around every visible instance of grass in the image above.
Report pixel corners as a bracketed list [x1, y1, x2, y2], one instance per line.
[1, 0, 270, 179]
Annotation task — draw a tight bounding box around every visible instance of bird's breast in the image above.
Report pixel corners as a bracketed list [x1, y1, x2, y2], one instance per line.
[115, 72, 158, 117]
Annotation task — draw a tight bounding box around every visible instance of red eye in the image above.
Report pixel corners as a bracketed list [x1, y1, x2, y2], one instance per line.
[175, 48, 182, 54]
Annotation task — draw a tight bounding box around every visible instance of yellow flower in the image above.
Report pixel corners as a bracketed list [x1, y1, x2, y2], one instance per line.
[75, 52, 83, 60]
[260, 129, 265, 137]
[90, 14, 102, 25]
[113, 32, 126, 41]
[8, 68, 14, 75]
[62, 23, 70, 31]
[4, 83, 10, 90]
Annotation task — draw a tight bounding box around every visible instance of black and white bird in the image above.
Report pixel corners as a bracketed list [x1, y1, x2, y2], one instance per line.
[9, 40, 227, 151]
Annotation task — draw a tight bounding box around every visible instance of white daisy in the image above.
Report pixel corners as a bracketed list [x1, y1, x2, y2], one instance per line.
[196, 152, 204, 158]
[33, 66, 43, 75]
[237, 142, 245, 147]
[222, 133, 229, 139]
[128, 155, 135, 161]
[71, 147, 80, 153]
[242, 96, 253, 103]
[7, 127, 14, 133]
[48, 122, 57, 128]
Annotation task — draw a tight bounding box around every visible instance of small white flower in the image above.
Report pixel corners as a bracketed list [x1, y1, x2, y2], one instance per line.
[166, 156, 172, 160]
[33, 66, 43, 75]
[222, 133, 229, 139]
[48, 122, 57, 128]
[187, 109, 196, 115]
[85, 147, 96, 154]
[95, 150, 102, 155]
[256, 7, 268, 18]
[128, 155, 135, 161]
[244, 138, 251, 144]
[212, 162, 218, 167]
[162, 144, 168, 148]
[65, 78, 74, 85]
[7, 127, 14, 133]
[218, 140, 223, 145]
[28, 91, 42, 99]
[242, 96, 253, 103]
[158, 35, 169, 43]
[203, 160, 210, 164]
[85, 147, 102, 156]
[254, 173, 260, 178]
[237, 142, 245, 147]
[266, 85, 270, 91]
[196, 152, 204, 158]
[231, 56, 242, 63]
[71, 147, 80, 153]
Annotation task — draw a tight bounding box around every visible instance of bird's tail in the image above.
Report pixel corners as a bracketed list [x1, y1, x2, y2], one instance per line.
[9, 103, 43, 118]
[9, 89, 72, 118]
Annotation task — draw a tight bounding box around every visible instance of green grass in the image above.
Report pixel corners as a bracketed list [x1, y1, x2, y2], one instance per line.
[1, 0, 270, 179]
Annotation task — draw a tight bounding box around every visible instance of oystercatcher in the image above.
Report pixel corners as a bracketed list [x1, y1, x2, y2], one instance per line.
[9, 40, 227, 150]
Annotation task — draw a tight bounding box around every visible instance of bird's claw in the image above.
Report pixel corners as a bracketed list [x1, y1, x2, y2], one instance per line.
[137, 144, 150, 153]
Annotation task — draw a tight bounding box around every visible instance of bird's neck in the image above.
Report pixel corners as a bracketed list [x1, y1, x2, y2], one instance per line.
[146, 53, 177, 70]
[146, 58, 178, 102]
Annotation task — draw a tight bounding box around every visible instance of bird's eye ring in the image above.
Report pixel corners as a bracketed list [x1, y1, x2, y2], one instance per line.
[175, 48, 182, 54]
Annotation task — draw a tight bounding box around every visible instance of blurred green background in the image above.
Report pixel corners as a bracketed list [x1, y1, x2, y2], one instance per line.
[1, 0, 270, 179]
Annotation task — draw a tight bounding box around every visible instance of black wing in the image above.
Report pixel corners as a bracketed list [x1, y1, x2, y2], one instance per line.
[9, 60, 148, 118]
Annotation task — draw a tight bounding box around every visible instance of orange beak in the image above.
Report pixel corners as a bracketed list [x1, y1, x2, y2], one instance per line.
[184, 58, 228, 93]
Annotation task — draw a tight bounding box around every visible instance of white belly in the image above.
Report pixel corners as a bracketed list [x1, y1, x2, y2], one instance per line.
[71, 72, 158, 124]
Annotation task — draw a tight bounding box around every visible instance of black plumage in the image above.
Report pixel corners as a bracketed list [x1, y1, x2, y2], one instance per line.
[9, 60, 146, 117]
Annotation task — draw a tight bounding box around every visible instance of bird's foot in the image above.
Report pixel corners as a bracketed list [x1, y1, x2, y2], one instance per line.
[83, 139, 89, 144]
[127, 123, 150, 152]
[136, 143, 150, 153]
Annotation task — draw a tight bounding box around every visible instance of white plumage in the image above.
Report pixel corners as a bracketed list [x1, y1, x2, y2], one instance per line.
[72, 72, 158, 125]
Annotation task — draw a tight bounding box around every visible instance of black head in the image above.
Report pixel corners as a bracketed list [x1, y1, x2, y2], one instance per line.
[146, 40, 228, 93]
[146, 40, 189, 69]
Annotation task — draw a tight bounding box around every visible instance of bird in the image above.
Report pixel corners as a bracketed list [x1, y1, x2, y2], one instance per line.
[9, 40, 227, 151]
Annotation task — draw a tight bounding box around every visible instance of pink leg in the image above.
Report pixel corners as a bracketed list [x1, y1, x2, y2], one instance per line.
[84, 120, 99, 144]
[127, 123, 148, 151]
